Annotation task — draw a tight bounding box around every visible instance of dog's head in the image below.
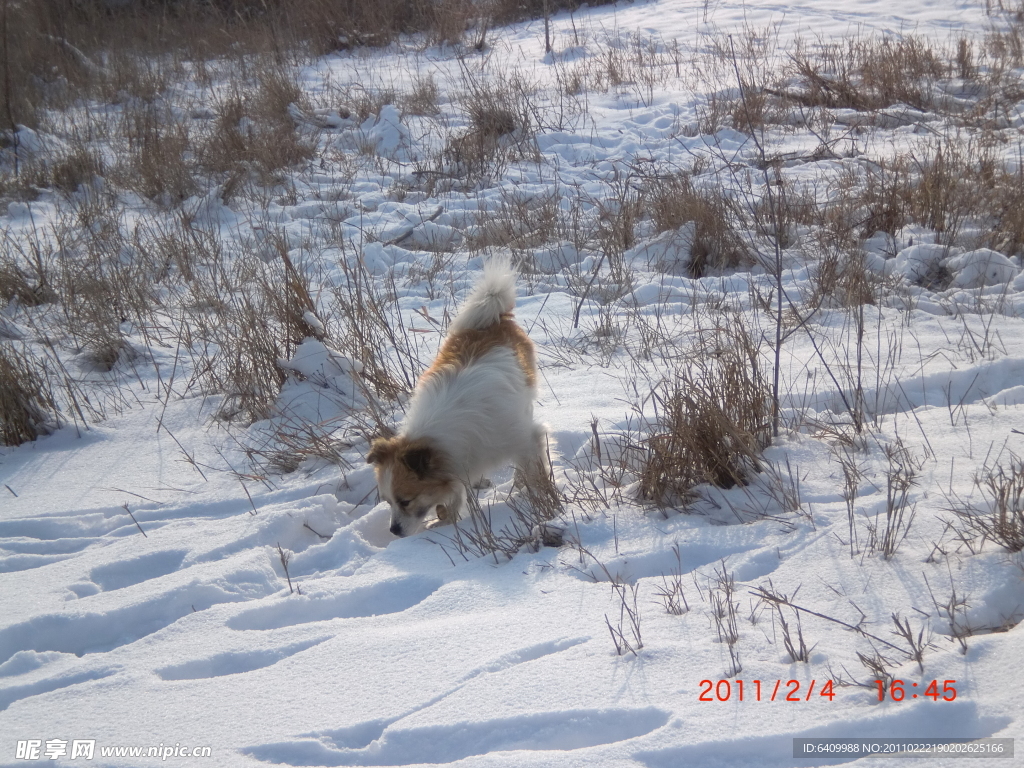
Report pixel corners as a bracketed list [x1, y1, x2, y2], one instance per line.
[366, 436, 460, 537]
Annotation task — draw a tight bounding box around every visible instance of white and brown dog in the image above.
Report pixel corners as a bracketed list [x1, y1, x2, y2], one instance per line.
[367, 259, 549, 537]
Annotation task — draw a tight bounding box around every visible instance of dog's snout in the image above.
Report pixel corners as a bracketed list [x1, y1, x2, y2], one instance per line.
[389, 521, 404, 537]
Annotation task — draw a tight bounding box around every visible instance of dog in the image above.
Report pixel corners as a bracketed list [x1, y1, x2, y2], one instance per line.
[367, 258, 549, 538]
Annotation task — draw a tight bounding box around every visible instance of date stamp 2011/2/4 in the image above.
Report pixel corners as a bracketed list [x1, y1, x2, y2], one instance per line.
[699, 679, 837, 702]
[698, 679, 959, 702]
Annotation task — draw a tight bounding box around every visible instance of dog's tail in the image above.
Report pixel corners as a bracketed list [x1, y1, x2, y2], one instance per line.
[448, 257, 518, 333]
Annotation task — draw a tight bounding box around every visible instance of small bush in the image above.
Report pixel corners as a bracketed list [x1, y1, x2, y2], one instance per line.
[115, 104, 197, 204]
[645, 173, 748, 277]
[790, 35, 946, 111]
[402, 74, 441, 116]
[186, 283, 287, 424]
[0, 343, 59, 446]
[625, 318, 772, 505]
[952, 457, 1024, 552]
[442, 72, 536, 183]
[202, 66, 316, 182]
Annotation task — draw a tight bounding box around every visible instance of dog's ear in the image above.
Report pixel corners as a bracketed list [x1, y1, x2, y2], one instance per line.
[401, 445, 433, 478]
[366, 437, 396, 465]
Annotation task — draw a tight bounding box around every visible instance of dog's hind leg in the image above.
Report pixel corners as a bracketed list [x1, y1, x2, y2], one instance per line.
[514, 423, 553, 490]
[512, 424, 560, 522]
[534, 423, 552, 480]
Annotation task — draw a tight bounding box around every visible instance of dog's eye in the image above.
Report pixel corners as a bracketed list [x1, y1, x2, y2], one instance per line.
[396, 498, 411, 510]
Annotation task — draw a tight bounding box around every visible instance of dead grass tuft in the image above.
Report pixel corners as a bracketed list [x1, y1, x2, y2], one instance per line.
[790, 35, 946, 112]
[852, 138, 1023, 254]
[0, 343, 59, 445]
[50, 147, 105, 196]
[402, 73, 441, 116]
[0, 247, 55, 307]
[624, 318, 772, 505]
[115, 105, 197, 205]
[441, 71, 536, 183]
[429, 483, 564, 565]
[325, 247, 425, 408]
[808, 246, 885, 309]
[202, 65, 316, 183]
[951, 456, 1024, 552]
[186, 275, 288, 424]
[645, 173, 749, 278]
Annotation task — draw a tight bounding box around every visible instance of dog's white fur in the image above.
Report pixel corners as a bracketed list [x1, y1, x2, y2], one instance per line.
[367, 258, 548, 537]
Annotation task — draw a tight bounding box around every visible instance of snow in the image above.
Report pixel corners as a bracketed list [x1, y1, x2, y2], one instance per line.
[947, 249, 1019, 289]
[892, 244, 954, 285]
[2, 0, 1024, 766]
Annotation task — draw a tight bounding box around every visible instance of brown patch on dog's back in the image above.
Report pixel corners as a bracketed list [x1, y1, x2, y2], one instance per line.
[422, 316, 536, 387]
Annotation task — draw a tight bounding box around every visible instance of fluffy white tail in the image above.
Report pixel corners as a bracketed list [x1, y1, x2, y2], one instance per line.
[448, 258, 518, 333]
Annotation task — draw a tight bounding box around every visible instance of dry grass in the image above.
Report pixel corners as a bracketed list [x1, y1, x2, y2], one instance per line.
[49, 147, 105, 196]
[347, 86, 398, 122]
[654, 543, 690, 615]
[325, 247, 425, 409]
[428, 483, 564, 565]
[1, 0, 526, 141]
[178, 243, 329, 423]
[709, 562, 742, 675]
[0, 143, 105, 203]
[0, 243, 55, 308]
[436, 69, 539, 186]
[0, 343, 59, 445]
[788, 35, 946, 112]
[605, 579, 644, 656]
[186, 276, 288, 424]
[868, 440, 920, 559]
[245, 412, 356, 475]
[622, 317, 772, 506]
[467, 188, 561, 257]
[808, 246, 885, 309]
[595, 172, 642, 288]
[402, 73, 441, 117]
[951, 456, 1024, 552]
[645, 173, 749, 278]
[860, 137, 1024, 253]
[41, 197, 161, 372]
[202, 65, 317, 184]
[114, 105, 197, 205]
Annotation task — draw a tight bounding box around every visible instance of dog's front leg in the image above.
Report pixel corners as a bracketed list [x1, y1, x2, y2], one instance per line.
[435, 484, 467, 524]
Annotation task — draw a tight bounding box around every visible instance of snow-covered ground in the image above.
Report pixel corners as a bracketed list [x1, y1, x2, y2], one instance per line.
[3, 1, 1024, 765]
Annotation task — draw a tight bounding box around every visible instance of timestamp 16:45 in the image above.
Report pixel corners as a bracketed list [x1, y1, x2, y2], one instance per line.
[876, 680, 957, 701]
